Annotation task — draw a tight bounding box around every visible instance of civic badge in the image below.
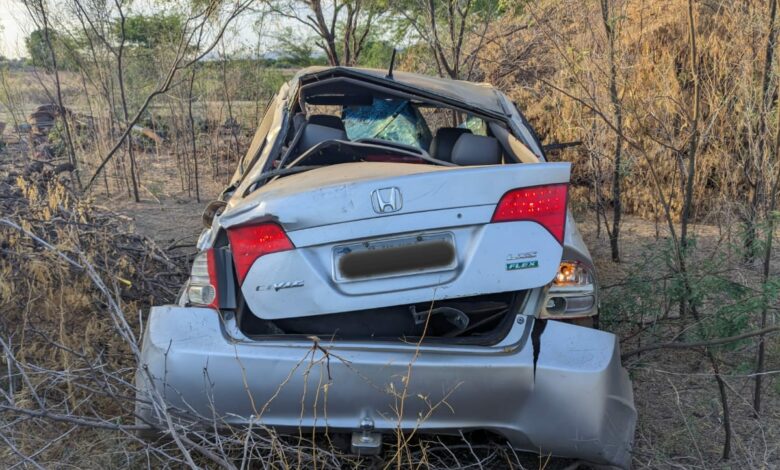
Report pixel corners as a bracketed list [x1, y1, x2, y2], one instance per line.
[371, 187, 402, 214]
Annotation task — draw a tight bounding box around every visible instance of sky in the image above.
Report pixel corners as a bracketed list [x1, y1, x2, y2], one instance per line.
[0, 0, 32, 58]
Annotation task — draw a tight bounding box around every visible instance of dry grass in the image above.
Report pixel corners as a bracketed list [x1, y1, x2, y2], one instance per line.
[0, 143, 187, 467]
[0, 68, 86, 124]
[474, 0, 777, 221]
[1, 1, 779, 466]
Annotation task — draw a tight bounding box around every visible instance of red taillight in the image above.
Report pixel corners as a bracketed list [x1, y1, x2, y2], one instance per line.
[227, 222, 294, 284]
[491, 184, 568, 244]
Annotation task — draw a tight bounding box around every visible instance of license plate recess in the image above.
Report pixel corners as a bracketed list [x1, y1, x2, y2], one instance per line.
[333, 233, 457, 282]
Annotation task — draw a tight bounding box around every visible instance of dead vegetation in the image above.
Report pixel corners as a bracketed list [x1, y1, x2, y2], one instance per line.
[1, 0, 779, 468]
[0, 142, 186, 409]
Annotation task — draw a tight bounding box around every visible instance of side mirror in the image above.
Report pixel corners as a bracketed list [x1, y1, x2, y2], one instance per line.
[202, 200, 227, 229]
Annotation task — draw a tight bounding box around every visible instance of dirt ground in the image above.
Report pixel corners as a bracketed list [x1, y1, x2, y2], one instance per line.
[108, 194, 213, 250]
[100, 153, 224, 252]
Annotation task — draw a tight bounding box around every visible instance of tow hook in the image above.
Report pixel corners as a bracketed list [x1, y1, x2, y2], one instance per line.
[351, 416, 382, 455]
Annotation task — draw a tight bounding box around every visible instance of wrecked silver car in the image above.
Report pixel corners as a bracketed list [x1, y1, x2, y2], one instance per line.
[136, 66, 636, 468]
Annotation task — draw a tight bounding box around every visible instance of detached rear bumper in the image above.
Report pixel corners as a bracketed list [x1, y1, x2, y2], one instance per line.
[136, 306, 636, 468]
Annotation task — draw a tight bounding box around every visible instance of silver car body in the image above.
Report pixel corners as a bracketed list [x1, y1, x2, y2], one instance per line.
[223, 162, 569, 319]
[136, 67, 636, 468]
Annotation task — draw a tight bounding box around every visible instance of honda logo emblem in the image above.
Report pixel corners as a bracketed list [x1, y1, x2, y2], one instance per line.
[371, 187, 403, 213]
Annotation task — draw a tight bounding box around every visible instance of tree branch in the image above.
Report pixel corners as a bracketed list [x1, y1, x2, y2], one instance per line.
[622, 326, 780, 360]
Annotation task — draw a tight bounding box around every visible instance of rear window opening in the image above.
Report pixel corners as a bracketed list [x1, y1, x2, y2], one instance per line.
[269, 78, 538, 176]
[236, 291, 527, 345]
[282, 98, 500, 165]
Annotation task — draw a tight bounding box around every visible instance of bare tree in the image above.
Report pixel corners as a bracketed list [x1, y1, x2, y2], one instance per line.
[744, 0, 780, 261]
[752, 114, 780, 416]
[23, 0, 81, 188]
[187, 66, 201, 203]
[526, 0, 733, 457]
[267, 0, 381, 66]
[753, 0, 780, 414]
[600, 0, 624, 262]
[114, 0, 141, 202]
[82, 0, 257, 190]
[399, 0, 501, 80]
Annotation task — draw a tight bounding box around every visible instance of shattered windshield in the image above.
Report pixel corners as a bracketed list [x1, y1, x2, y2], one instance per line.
[460, 115, 487, 135]
[343, 99, 433, 149]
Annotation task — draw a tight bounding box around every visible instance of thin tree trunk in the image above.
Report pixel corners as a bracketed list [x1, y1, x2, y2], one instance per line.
[188, 68, 201, 203]
[35, 0, 82, 189]
[601, 0, 623, 262]
[114, 1, 140, 202]
[681, 0, 700, 249]
[677, 0, 702, 322]
[708, 347, 732, 460]
[746, 0, 779, 261]
[220, 47, 241, 168]
[680, 3, 731, 458]
[752, 192, 775, 416]
[753, 89, 780, 415]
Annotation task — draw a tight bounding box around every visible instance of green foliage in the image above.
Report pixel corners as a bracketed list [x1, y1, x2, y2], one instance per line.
[600, 232, 780, 350]
[498, 0, 529, 15]
[25, 29, 79, 72]
[47, 116, 94, 156]
[250, 67, 289, 99]
[273, 28, 327, 67]
[118, 14, 185, 49]
[25, 29, 51, 69]
[356, 40, 395, 69]
[392, 0, 504, 24]
[46, 118, 69, 159]
[186, 60, 289, 102]
[599, 242, 671, 330]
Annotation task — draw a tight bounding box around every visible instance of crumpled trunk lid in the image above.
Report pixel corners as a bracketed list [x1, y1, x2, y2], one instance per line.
[221, 162, 569, 233]
[220, 161, 570, 320]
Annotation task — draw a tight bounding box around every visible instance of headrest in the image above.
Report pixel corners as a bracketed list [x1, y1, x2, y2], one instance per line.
[299, 123, 348, 151]
[451, 134, 501, 166]
[429, 127, 472, 161]
[308, 114, 345, 131]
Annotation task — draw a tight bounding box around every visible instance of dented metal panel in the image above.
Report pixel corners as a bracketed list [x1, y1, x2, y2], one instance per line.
[220, 162, 571, 231]
[136, 305, 636, 468]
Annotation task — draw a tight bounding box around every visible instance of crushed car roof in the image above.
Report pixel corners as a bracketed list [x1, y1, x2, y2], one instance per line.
[293, 66, 508, 116]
